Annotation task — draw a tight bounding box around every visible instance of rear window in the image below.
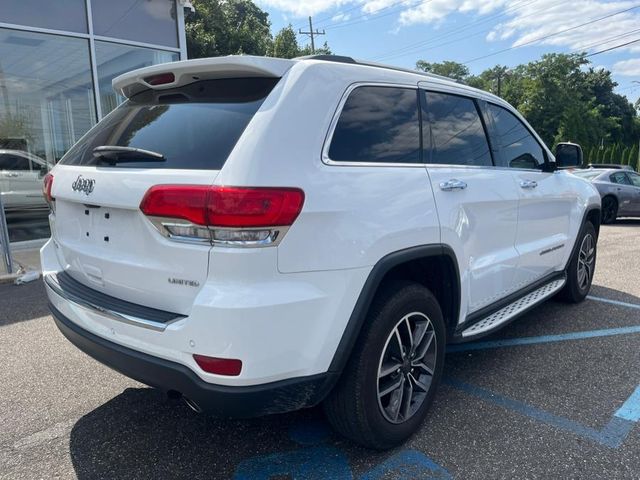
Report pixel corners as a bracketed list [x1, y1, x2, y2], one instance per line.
[60, 77, 278, 169]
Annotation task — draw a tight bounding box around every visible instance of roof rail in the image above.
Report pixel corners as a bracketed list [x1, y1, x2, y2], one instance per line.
[296, 54, 461, 84]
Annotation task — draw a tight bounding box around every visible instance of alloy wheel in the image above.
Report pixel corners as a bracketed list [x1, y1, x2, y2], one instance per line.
[577, 233, 595, 291]
[376, 312, 437, 424]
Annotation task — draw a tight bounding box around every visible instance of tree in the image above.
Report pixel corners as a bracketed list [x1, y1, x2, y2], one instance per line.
[269, 25, 299, 59]
[267, 25, 332, 59]
[415, 60, 470, 82]
[186, 0, 273, 59]
[621, 146, 630, 165]
[629, 144, 639, 172]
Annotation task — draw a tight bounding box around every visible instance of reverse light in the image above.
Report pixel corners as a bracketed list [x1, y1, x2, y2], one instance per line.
[139, 185, 305, 247]
[193, 354, 242, 376]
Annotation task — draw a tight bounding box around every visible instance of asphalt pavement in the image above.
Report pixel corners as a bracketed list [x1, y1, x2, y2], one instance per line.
[1, 221, 639, 479]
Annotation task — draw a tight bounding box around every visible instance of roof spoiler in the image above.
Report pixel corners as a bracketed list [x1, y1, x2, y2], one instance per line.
[112, 55, 294, 99]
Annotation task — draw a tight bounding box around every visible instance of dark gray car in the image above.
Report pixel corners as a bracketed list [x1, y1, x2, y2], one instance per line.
[573, 168, 640, 223]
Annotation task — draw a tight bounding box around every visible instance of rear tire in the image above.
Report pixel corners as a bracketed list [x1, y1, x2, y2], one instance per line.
[601, 196, 617, 224]
[323, 281, 445, 450]
[559, 221, 597, 303]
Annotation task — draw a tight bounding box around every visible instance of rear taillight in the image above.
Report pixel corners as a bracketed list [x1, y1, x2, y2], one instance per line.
[139, 185, 304, 247]
[43, 173, 54, 205]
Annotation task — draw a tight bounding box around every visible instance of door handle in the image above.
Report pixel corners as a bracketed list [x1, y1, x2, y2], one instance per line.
[3, 173, 19, 177]
[439, 179, 467, 191]
[520, 180, 538, 189]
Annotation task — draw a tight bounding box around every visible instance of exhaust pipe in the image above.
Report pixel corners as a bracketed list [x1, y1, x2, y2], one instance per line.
[182, 395, 203, 413]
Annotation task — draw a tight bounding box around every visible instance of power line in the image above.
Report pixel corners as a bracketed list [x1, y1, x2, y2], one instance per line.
[586, 37, 640, 57]
[326, 0, 433, 31]
[572, 28, 640, 53]
[462, 4, 640, 64]
[372, 0, 541, 61]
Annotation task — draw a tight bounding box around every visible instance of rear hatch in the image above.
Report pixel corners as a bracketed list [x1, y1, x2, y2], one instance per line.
[50, 74, 281, 315]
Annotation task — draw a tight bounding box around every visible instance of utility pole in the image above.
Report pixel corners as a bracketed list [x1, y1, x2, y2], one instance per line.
[299, 16, 325, 54]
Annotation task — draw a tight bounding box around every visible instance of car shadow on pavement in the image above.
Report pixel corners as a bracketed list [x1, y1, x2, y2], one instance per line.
[68, 387, 358, 480]
[0, 281, 50, 327]
[608, 219, 640, 227]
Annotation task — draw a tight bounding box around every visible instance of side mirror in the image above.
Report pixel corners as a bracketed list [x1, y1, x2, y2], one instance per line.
[554, 142, 583, 169]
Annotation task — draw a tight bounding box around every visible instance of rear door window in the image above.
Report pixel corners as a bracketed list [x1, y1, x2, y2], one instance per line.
[611, 172, 632, 185]
[422, 92, 492, 167]
[60, 77, 278, 170]
[328, 86, 421, 164]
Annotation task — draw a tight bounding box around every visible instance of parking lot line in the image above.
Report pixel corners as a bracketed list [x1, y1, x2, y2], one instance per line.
[448, 325, 640, 353]
[587, 295, 640, 310]
[445, 378, 639, 449]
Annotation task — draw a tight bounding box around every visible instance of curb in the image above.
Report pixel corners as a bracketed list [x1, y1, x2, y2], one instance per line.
[0, 273, 20, 285]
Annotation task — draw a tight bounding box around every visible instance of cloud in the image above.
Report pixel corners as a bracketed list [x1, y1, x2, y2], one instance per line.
[613, 58, 640, 76]
[260, 0, 640, 61]
[331, 12, 352, 22]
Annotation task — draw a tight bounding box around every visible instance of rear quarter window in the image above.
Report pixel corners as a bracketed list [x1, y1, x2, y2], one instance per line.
[60, 77, 278, 170]
[328, 86, 421, 164]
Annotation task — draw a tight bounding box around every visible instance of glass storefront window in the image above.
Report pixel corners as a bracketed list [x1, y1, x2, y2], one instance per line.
[1, 0, 88, 33]
[96, 41, 178, 114]
[91, 0, 178, 47]
[0, 28, 95, 166]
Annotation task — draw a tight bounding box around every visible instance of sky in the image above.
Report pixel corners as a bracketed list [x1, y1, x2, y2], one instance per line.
[255, 0, 640, 104]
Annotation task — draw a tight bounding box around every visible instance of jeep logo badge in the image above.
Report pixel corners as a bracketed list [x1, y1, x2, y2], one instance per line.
[72, 175, 95, 195]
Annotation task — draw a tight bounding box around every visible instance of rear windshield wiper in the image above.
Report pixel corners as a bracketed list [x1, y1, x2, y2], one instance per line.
[93, 146, 166, 164]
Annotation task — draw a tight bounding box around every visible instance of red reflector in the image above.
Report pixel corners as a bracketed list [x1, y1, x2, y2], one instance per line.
[43, 173, 54, 202]
[144, 72, 175, 85]
[193, 354, 242, 376]
[139, 185, 305, 228]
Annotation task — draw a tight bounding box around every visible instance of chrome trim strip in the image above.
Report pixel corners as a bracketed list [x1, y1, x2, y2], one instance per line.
[44, 273, 184, 332]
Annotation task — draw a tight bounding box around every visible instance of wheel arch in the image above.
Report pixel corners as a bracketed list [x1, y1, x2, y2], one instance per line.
[328, 244, 460, 374]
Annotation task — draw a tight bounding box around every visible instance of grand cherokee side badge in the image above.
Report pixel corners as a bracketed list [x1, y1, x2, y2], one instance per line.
[168, 278, 200, 288]
[72, 175, 95, 195]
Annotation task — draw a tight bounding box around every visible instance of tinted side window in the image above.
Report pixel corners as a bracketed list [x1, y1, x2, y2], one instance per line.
[328, 86, 420, 164]
[0, 154, 30, 170]
[423, 92, 492, 167]
[610, 172, 631, 185]
[488, 104, 545, 169]
[627, 172, 640, 188]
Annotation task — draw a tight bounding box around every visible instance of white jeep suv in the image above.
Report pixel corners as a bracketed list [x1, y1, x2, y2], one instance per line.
[41, 55, 600, 449]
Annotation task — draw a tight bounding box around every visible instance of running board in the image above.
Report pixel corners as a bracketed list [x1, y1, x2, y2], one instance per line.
[461, 278, 566, 339]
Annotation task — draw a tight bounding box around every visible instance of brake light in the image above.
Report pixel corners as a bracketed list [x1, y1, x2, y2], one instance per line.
[43, 173, 54, 204]
[193, 354, 242, 376]
[144, 72, 175, 85]
[139, 185, 305, 246]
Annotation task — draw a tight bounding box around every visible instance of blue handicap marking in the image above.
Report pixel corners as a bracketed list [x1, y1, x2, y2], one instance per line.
[233, 445, 353, 480]
[446, 378, 640, 449]
[360, 450, 452, 480]
[234, 419, 452, 479]
[233, 420, 352, 480]
[615, 385, 640, 422]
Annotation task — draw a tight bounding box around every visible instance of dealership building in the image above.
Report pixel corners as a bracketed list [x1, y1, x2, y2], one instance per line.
[0, 0, 188, 164]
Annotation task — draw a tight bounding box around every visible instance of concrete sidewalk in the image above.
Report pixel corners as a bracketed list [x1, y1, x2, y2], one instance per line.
[0, 239, 45, 283]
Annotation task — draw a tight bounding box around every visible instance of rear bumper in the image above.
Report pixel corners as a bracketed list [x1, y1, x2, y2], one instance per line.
[50, 303, 337, 417]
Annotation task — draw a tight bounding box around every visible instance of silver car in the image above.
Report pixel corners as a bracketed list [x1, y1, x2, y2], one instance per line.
[573, 168, 640, 224]
[0, 149, 51, 211]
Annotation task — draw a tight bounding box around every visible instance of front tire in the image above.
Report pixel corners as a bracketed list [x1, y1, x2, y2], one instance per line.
[323, 281, 445, 449]
[559, 221, 597, 303]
